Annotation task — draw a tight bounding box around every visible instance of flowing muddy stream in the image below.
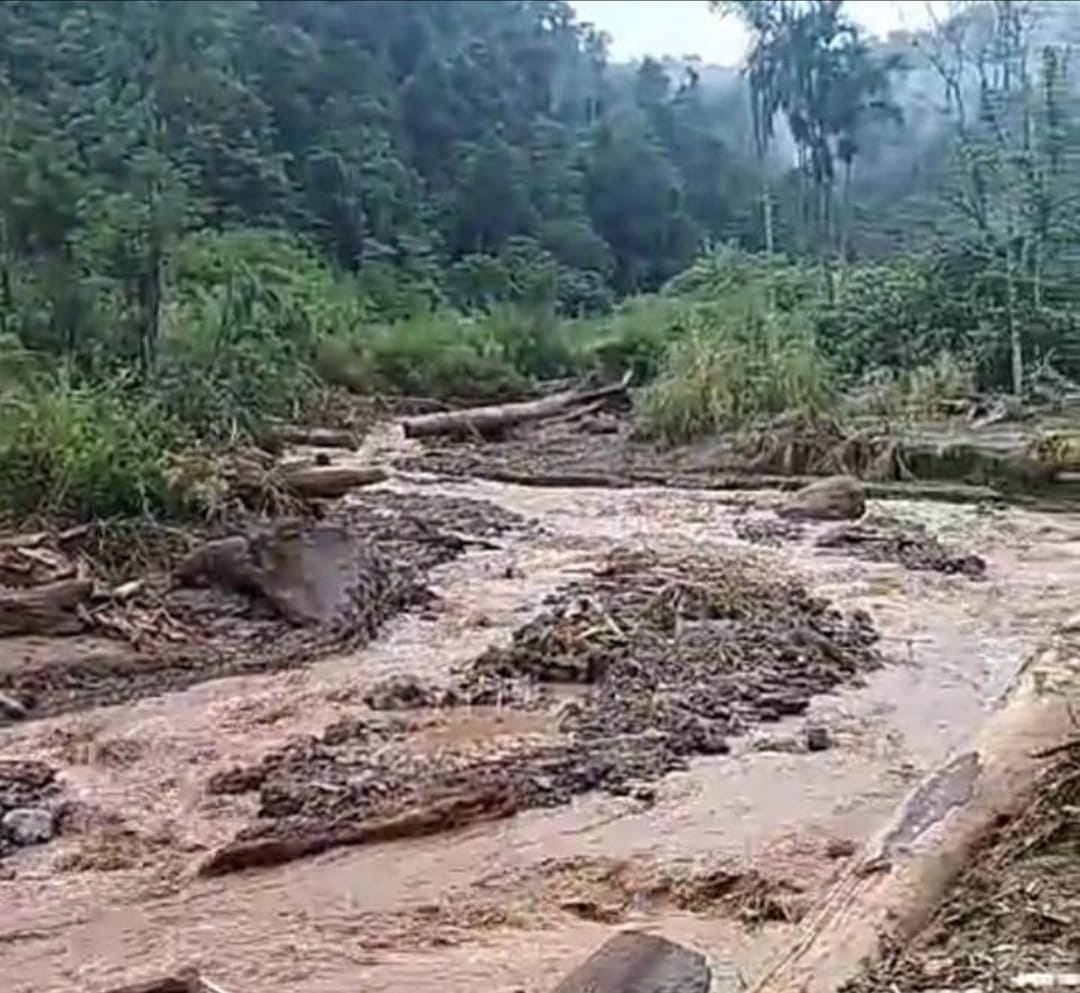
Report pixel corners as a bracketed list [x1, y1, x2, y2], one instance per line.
[3, 465, 1080, 993]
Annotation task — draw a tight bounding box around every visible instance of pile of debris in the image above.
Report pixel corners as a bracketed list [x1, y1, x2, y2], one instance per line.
[0, 493, 526, 720]
[200, 546, 884, 875]
[815, 513, 987, 577]
[463, 547, 881, 740]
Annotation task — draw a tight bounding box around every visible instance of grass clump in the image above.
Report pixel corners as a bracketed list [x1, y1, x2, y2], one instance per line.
[636, 302, 836, 444]
[316, 306, 583, 404]
[0, 378, 191, 522]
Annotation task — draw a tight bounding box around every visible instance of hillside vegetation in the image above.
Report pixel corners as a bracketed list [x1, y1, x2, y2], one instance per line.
[3, 0, 1080, 521]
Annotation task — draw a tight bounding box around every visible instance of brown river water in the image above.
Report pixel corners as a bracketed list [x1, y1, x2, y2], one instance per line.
[3, 465, 1080, 993]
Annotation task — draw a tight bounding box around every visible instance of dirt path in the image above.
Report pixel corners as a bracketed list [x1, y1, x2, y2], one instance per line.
[3, 463, 1080, 993]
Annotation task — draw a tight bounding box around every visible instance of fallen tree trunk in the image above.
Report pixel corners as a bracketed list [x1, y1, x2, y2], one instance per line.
[752, 612, 1080, 993]
[198, 785, 518, 876]
[0, 578, 92, 636]
[401, 372, 631, 440]
[271, 425, 357, 450]
[281, 464, 386, 498]
[550, 931, 710, 993]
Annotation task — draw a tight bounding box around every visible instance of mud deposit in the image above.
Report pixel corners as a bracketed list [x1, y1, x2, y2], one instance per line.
[853, 745, 1080, 993]
[0, 493, 525, 719]
[203, 548, 881, 874]
[4, 460, 1080, 993]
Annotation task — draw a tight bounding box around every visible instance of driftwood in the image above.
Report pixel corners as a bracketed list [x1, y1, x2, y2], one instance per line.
[271, 424, 357, 450]
[401, 372, 631, 440]
[280, 464, 387, 498]
[198, 786, 518, 876]
[551, 931, 711, 993]
[0, 578, 92, 636]
[752, 612, 1080, 993]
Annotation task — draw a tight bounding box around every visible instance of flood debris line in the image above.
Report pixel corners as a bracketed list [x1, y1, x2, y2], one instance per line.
[847, 743, 1079, 993]
[0, 493, 526, 720]
[0, 759, 61, 857]
[815, 514, 987, 577]
[200, 546, 884, 876]
[734, 516, 807, 546]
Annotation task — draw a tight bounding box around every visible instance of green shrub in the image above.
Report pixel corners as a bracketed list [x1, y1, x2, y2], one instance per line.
[637, 299, 836, 444]
[316, 312, 529, 403]
[0, 378, 188, 521]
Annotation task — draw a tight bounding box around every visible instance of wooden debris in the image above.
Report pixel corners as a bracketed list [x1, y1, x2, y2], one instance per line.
[401, 372, 631, 440]
[280, 463, 387, 498]
[550, 930, 711, 993]
[271, 424, 357, 450]
[198, 785, 518, 876]
[0, 578, 92, 636]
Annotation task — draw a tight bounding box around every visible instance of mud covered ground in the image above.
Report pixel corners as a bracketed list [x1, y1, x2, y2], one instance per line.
[853, 743, 1079, 993]
[3, 438, 1080, 992]
[201, 547, 881, 874]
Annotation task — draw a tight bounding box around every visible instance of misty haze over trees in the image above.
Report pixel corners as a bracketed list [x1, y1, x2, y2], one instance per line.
[3, 0, 1080, 520]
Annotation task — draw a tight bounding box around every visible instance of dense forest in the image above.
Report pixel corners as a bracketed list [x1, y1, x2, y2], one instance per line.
[4, 0, 1080, 523]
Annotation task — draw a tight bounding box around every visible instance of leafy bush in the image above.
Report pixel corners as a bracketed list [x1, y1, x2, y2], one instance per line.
[316, 313, 528, 403]
[160, 229, 350, 437]
[0, 378, 188, 521]
[637, 299, 836, 443]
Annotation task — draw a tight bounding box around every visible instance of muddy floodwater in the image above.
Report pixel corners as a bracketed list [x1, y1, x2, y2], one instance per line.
[3, 470, 1080, 993]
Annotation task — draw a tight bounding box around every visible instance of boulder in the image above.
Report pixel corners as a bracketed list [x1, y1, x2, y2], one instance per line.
[2, 806, 55, 846]
[777, 475, 866, 522]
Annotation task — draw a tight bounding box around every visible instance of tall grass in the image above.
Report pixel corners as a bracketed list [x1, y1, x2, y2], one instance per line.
[636, 299, 836, 444]
[0, 378, 188, 521]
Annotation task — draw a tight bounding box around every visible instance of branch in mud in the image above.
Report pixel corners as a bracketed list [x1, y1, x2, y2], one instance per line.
[400, 371, 631, 440]
[198, 785, 518, 876]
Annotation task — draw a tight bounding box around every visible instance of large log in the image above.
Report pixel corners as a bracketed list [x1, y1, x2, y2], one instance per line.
[0, 578, 92, 636]
[271, 424, 357, 450]
[752, 612, 1080, 993]
[281, 464, 386, 498]
[550, 931, 711, 993]
[401, 373, 631, 440]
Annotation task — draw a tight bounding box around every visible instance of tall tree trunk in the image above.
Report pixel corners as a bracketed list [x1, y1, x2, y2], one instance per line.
[1006, 239, 1022, 396]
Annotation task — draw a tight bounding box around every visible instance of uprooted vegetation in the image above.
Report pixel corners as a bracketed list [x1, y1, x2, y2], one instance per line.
[200, 546, 883, 875]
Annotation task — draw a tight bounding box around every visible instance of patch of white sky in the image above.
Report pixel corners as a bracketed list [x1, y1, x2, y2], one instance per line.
[570, 1, 953, 65]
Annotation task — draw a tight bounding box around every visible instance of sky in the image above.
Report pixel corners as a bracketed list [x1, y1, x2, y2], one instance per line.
[570, 1, 950, 65]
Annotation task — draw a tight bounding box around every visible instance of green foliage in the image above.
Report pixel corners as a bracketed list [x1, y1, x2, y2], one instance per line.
[0, 378, 187, 521]
[637, 298, 836, 443]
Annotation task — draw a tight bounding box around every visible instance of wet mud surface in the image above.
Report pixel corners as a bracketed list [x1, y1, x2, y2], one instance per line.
[201, 547, 882, 874]
[3, 443, 1080, 993]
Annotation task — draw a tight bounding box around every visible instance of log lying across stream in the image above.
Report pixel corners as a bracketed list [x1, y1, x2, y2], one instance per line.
[401, 372, 631, 440]
[750, 612, 1080, 993]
